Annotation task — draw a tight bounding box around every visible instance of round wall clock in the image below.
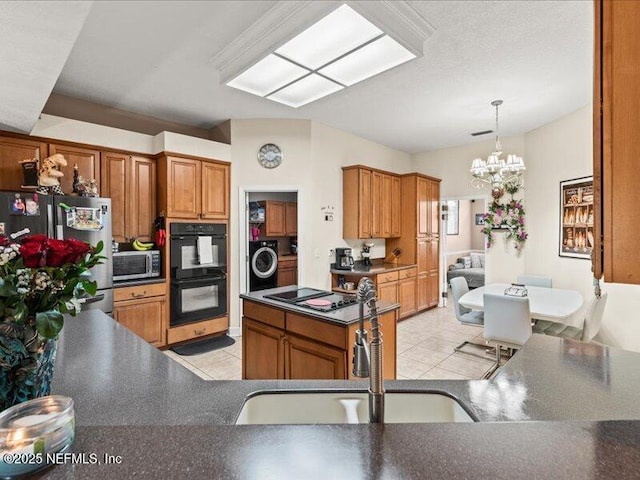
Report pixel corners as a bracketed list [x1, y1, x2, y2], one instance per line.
[257, 143, 283, 169]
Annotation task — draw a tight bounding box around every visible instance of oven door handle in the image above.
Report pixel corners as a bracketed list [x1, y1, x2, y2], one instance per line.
[172, 275, 226, 285]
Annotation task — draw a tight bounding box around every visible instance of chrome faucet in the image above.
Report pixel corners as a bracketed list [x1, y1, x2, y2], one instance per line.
[353, 277, 385, 423]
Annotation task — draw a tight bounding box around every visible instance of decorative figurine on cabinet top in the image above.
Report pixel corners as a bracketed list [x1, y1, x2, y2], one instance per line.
[35, 154, 67, 195]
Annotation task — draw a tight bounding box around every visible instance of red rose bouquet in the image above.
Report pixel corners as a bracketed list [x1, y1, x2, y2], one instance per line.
[0, 235, 103, 339]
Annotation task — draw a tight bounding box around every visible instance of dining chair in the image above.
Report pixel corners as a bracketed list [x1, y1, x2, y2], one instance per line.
[482, 293, 532, 379]
[517, 274, 552, 288]
[533, 293, 608, 342]
[449, 277, 487, 359]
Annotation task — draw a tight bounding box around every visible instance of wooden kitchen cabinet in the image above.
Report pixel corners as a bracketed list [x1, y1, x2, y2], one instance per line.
[101, 153, 156, 243]
[242, 299, 397, 380]
[343, 166, 401, 239]
[593, 0, 640, 284]
[398, 277, 417, 318]
[387, 173, 441, 313]
[378, 280, 399, 304]
[0, 135, 48, 191]
[277, 257, 298, 287]
[159, 155, 230, 220]
[113, 283, 167, 347]
[48, 143, 100, 195]
[263, 201, 297, 236]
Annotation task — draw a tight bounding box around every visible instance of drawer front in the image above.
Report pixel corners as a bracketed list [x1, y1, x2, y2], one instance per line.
[377, 271, 399, 284]
[399, 267, 418, 279]
[278, 258, 297, 268]
[243, 300, 286, 329]
[167, 316, 228, 344]
[286, 313, 346, 350]
[114, 282, 167, 301]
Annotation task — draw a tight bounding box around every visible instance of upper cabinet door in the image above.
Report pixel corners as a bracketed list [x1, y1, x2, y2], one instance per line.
[167, 156, 201, 218]
[371, 171, 383, 238]
[358, 169, 372, 238]
[0, 136, 48, 191]
[101, 152, 129, 243]
[265, 201, 286, 236]
[285, 202, 297, 235]
[390, 175, 401, 238]
[417, 177, 429, 236]
[381, 174, 393, 238]
[48, 144, 100, 195]
[201, 162, 229, 219]
[130, 156, 156, 241]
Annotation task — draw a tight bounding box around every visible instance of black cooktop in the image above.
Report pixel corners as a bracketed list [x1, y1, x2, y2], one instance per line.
[264, 288, 358, 312]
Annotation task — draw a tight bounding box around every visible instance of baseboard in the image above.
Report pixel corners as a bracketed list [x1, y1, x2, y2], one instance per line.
[228, 326, 242, 337]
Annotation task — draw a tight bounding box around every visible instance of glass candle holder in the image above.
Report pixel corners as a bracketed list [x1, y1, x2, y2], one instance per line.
[0, 396, 75, 479]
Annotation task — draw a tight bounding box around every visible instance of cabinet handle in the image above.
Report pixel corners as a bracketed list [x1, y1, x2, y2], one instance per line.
[131, 291, 147, 298]
[194, 328, 206, 335]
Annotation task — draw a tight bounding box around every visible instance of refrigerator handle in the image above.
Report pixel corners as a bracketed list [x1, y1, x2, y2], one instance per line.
[56, 225, 64, 240]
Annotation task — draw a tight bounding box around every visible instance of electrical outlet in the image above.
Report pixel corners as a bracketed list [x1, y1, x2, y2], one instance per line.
[329, 249, 334, 257]
[314, 248, 320, 258]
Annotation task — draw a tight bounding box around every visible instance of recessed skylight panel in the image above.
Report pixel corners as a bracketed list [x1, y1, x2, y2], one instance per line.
[267, 74, 343, 108]
[319, 35, 416, 86]
[275, 4, 383, 70]
[226, 54, 308, 97]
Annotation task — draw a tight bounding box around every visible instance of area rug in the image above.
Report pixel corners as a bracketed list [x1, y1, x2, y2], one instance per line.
[171, 335, 236, 356]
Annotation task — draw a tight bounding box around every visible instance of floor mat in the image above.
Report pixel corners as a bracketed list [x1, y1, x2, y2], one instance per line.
[171, 335, 235, 356]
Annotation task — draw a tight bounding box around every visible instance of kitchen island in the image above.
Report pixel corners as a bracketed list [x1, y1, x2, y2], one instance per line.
[31, 310, 640, 479]
[240, 286, 400, 380]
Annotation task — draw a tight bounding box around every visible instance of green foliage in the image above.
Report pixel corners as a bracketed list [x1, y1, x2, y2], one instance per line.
[481, 184, 529, 251]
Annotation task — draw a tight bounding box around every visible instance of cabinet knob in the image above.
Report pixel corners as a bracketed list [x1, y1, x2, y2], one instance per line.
[194, 328, 206, 335]
[131, 291, 146, 298]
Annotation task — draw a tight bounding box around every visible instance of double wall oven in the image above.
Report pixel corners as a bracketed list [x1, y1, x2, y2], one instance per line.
[170, 223, 227, 327]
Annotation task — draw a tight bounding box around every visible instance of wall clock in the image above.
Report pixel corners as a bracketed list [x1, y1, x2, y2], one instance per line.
[257, 143, 283, 169]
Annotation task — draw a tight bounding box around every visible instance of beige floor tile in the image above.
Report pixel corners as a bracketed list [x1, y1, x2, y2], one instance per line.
[401, 344, 450, 366]
[431, 329, 477, 344]
[199, 356, 242, 380]
[396, 341, 415, 355]
[436, 355, 493, 379]
[396, 330, 426, 346]
[397, 356, 432, 379]
[224, 338, 243, 359]
[417, 336, 460, 355]
[419, 367, 470, 380]
[182, 349, 234, 368]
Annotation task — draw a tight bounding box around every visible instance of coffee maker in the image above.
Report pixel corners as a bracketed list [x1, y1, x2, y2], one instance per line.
[334, 247, 355, 270]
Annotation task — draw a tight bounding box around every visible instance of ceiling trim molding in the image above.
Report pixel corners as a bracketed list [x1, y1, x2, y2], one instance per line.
[211, 0, 435, 85]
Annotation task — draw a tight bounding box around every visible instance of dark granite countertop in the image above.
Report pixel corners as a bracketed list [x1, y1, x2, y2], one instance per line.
[330, 261, 417, 276]
[38, 310, 640, 478]
[113, 277, 166, 288]
[240, 286, 401, 325]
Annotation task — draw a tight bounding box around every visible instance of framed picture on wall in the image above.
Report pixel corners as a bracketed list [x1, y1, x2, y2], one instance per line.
[559, 176, 594, 259]
[475, 213, 485, 225]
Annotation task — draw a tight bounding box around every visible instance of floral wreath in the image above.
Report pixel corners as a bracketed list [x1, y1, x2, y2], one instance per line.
[481, 183, 528, 251]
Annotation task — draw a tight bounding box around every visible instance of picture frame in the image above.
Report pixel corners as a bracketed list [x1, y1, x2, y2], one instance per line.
[559, 176, 594, 259]
[475, 213, 485, 225]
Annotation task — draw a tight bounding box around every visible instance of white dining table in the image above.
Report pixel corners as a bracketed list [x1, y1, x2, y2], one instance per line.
[459, 283, 585, 327]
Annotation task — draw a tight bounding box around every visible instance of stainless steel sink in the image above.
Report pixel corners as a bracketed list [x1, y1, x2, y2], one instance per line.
[235, 390, 476, 425]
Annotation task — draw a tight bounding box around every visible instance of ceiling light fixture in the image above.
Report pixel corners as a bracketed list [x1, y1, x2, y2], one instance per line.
[225, 4, 417, 108]
[470, 100, 526, 192]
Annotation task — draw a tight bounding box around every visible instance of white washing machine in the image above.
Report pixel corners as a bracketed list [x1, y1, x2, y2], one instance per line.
[249, 240, 278, 291]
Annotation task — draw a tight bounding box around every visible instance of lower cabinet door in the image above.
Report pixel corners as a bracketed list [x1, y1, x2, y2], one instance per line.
[428, 270, 439, 307]
[398, 277, 417, 318]
[285, 334, 346, 380]
[113, 297, 165, 346]
[242, 318, 285, 380]
[417, 273, 428, 311]
[277, 267, 297, 287]
[378, 281, 398, 304]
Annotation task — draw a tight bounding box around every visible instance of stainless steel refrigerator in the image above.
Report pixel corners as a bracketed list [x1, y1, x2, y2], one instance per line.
[0, 192, 113, 313]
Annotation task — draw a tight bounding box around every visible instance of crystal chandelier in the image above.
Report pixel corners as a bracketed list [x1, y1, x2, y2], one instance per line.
[470, 100, 526, 192]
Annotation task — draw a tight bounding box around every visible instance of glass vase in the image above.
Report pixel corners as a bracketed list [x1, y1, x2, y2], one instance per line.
[0, 336, 57, 411]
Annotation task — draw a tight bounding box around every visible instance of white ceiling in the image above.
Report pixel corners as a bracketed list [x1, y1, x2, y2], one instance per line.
[46, 1, 593, 153]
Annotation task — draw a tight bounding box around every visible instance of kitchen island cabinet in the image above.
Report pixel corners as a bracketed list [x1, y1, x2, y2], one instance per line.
[241, 287, 399, 380]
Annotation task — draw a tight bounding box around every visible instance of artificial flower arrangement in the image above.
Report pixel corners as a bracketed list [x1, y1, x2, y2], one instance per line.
[481, 183, 528, 251]
[0, 234, 104, 409]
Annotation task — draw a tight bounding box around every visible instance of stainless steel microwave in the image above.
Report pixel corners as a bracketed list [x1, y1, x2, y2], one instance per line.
[113, 250, 161, 281]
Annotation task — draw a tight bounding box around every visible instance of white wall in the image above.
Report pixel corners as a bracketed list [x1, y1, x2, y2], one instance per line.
[471, 199, 485, 250]
[412, 135, 526, 285]
[524, 106, 640, 352]
[230, 119, 412, 334]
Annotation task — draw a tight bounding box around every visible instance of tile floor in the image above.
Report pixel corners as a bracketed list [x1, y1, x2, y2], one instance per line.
[164, 299, 498, 381]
